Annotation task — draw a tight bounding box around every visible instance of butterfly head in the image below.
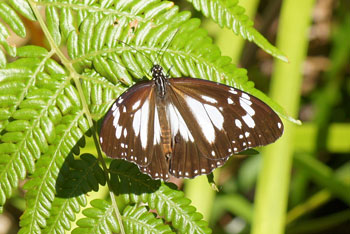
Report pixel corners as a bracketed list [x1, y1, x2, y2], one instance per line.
[151, 64, 168, 97]
[151, 64, 164, 79]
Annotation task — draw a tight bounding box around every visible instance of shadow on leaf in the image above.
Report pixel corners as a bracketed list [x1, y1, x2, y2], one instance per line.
[55, 153, 106, 198]
[55, 154, 167, 199]
[109, 159, 166, 196]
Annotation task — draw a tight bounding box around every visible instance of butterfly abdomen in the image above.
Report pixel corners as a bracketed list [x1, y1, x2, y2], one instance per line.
[156, 94, 173, 159]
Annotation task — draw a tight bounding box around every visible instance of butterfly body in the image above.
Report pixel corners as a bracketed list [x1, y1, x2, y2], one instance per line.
[100, 65, 283, 180]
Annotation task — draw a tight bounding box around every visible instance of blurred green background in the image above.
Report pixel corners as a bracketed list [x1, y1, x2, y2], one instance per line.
[1, 0, 349, 233]
[182, 0, 350, 233]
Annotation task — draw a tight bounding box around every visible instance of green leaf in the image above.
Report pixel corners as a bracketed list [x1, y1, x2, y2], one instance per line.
[46, 6, 61, 46]
[123, 205, 174, 234]
[44, 154, 105, 233]
[72, 199, 120, 234]
[0, 2, 26, 38]
[16, 46, 49, 58]
[8, 0, 36, 21]
[186, 0, 288, 62]
[0, 50, 6, 68]
[110, 160, 212, 233]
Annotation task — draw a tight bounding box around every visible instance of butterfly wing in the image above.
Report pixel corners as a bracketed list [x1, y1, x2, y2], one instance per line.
[99, 81, 169, 180]
[167, 77, 283, 178]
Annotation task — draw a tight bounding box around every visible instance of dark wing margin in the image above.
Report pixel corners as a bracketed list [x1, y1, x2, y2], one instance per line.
[167, 77, 283, 177]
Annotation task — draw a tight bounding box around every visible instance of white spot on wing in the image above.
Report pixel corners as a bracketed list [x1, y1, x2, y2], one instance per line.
[245, 132, 250, 137]
[168, 104, 194, 142]
[132, 100, 141, 110]
[241, 93, 250, 100]
[278, 122, 282, 129]
[133, 109, 141, 136]
[204, 104, 224, 130]
[240, 98, 255, 116]
[227, 98, 234, 104]
[140, 99, 150, 149]
[229, 88, 237, 94]
[202, 95, 217, 104]
[113, 108, 120, 128]
[123, 128, 127, 138]
[100, 137, 103, 143]
[112, 103, 117, 111]
[185, 96, 215, 143]
[242, 114, 256, 128]
[235, 119, 242, 129]
[115, 125, 122, 139]
[153, 109, 161, 144]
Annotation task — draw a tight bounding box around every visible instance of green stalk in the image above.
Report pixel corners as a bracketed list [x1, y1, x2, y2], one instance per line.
[214, 0, 260, 63]
[251, 0, 315, 234]
[184, 0, 260, 221]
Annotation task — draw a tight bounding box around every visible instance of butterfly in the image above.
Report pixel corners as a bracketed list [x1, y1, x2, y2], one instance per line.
[99, 61, 284, 181]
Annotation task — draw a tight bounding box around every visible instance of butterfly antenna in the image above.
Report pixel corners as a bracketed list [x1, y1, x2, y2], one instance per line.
[155, 39, 171, 65]
[157, 28, 180, 66]
[165, 65, 174, 77]
[117, 39, 154, 66]
[107, 57, 144, 79]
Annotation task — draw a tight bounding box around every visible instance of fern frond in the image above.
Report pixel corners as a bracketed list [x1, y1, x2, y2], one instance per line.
[8, 0, 36, 21]
[80, 70, 125, 121]
[123, 205, 174, 234]
[18, 110, 87, 234]
[73, 200, 174, 234]
[0, 47, 92, 233]
[72, 199, 120, 234]
[0, 1, 35, 62]
[43, 153, 106, 233]
[110, 160, 211, 234]
[186, 0, 288, 62]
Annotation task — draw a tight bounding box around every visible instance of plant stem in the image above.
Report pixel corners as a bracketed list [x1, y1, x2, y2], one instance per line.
[27, 1, 125, 233]
[251, 0, 315, 234]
